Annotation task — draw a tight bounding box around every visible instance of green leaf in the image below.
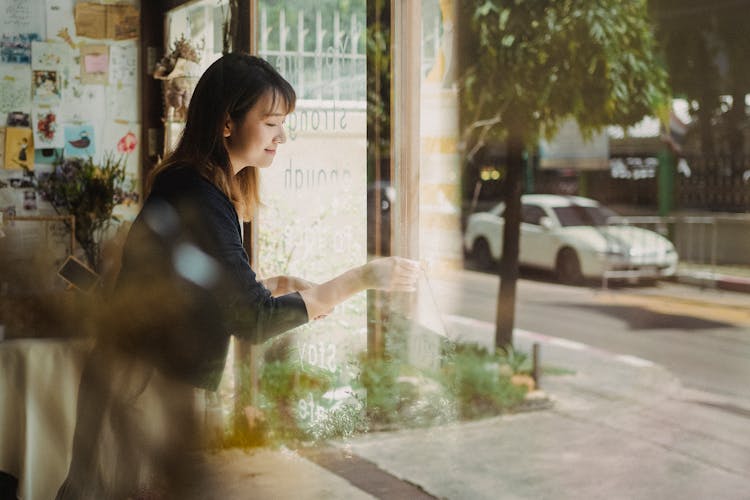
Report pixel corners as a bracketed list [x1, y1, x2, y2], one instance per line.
[476, 0, 499, 19]
[498, 8, 510, 30]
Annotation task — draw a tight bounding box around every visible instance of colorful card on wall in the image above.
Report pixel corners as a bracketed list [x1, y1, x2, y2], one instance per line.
[0, 127, 5, 166]
[80, 44, 109, 85]
[0, 33, 41, 64]
[31, 41, 70, 71]
[64, 123, 94, 158]
[34, 147, 63, 165]
[4, 127, 33, 170]
[32, 107, 63, 149]
[109, 42, 137, 86]
[0, 64, 32, 124]
[32, 70, 62, 104]
[104, 121, 139, 176]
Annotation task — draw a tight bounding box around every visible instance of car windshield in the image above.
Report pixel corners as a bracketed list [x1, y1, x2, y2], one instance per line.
[552, 204, 618, 227]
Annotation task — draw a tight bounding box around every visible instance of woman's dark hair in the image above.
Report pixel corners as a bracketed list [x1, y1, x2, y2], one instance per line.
[150, 53, 296, 220]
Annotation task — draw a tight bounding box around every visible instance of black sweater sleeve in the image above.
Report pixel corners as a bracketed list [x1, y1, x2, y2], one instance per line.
[192, 179, 310, 342]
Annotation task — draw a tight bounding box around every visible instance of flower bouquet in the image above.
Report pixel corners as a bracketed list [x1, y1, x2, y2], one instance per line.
[154, 34, 204, 122]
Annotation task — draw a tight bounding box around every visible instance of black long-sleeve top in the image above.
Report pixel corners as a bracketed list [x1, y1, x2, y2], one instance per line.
[114, 165, 309, 390]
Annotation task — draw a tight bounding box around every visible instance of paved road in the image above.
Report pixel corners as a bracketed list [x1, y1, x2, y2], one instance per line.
[427, 268, 750, 403]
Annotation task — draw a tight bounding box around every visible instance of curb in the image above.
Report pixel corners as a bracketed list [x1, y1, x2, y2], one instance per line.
[445, 315, 659, 370]
[675, 272, 750, 294]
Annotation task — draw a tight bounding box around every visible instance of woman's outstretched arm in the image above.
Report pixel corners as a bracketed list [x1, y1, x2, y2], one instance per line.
[260, 276, 316, 297]
[298, 257, 420, 320]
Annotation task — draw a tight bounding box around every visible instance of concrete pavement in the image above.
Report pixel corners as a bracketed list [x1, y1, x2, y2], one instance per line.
[192, 311, 750, 499]
[340, 320, 750, 499]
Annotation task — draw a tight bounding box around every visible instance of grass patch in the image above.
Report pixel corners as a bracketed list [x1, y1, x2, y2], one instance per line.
[221, 322, 541, 447]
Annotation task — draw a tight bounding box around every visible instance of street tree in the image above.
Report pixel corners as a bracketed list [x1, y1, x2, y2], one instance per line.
[456, 0, 669, 348]
[650, 0, 750, 161]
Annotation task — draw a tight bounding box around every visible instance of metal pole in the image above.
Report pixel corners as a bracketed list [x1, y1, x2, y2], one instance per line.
[710, 217, 718, 275]
[532, 342, 541, 390]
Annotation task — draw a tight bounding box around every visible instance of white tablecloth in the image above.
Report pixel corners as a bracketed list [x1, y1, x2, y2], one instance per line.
[0, 338, 90, 500]
[0, 337, 226, 499]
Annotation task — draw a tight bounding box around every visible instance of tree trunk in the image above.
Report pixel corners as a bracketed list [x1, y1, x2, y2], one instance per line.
[495, 133, 524, 349]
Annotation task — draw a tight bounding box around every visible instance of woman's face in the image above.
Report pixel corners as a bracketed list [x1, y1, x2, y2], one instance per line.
[224, 91, 288, 175]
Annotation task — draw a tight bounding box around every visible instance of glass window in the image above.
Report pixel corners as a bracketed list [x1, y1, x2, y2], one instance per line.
[165, 0, 226, 71]
[521, 204, 546, 225]
[255, 0, 368, 431]
[164, 0, 229, 152]
[552, 204, 618, 227]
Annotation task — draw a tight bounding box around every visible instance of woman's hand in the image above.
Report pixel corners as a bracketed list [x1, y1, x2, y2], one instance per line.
[361, 257, 421, 292]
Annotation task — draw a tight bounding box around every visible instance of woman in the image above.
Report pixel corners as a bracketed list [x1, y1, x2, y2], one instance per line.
[57, 53, 419, 498]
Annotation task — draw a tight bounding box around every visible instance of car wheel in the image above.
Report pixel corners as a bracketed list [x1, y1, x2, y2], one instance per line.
[556, 247, 583, 284]
[473, 238, 494, 271]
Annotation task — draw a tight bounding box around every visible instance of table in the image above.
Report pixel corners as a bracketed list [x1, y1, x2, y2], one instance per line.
[0, 337, 224, 499]
[0, 338, 90, 500]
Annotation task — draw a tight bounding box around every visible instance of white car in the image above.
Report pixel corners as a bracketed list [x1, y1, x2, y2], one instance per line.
[463, 194, 679, 283]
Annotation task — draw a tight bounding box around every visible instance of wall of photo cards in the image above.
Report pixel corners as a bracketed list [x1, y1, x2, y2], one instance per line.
[0, 0, 141, 294]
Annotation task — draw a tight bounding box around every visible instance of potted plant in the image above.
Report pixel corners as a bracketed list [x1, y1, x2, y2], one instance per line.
[34, 154, 138, 271]
[154, 34, 204, 122]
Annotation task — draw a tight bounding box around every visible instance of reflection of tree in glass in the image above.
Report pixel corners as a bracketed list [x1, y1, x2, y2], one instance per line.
[457, 0, 669, 347]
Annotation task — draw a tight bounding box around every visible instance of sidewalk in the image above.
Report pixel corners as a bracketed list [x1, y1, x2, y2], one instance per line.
[192, 315, 750, 499]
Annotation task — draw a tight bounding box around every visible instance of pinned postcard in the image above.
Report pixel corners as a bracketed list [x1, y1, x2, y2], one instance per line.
[61, 74, 105, 123]
[74, 2, 107, 39]
[0, 33, 41, 64]
[6, 112, 29, 127]
[80, 44, 109, 85]
[34, 147, 63, 165]
[109, 4, 139, 40]
[106, 84, 137, 122]
[32, 70, 62, 103]
[32, 107, 63, 149]
[0, 64, 32, 124]
[0, 1, 45, 41]
[64, 123, 95, 158]
[4, 127, 33, 170]
[0, 127, 5, 166]
[75, 2, 139, 40]
[46, 0, 77, 46]
[109, 42, 137, 86]
[104, 121, 139, 175]
[32, 41, 70, 71]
